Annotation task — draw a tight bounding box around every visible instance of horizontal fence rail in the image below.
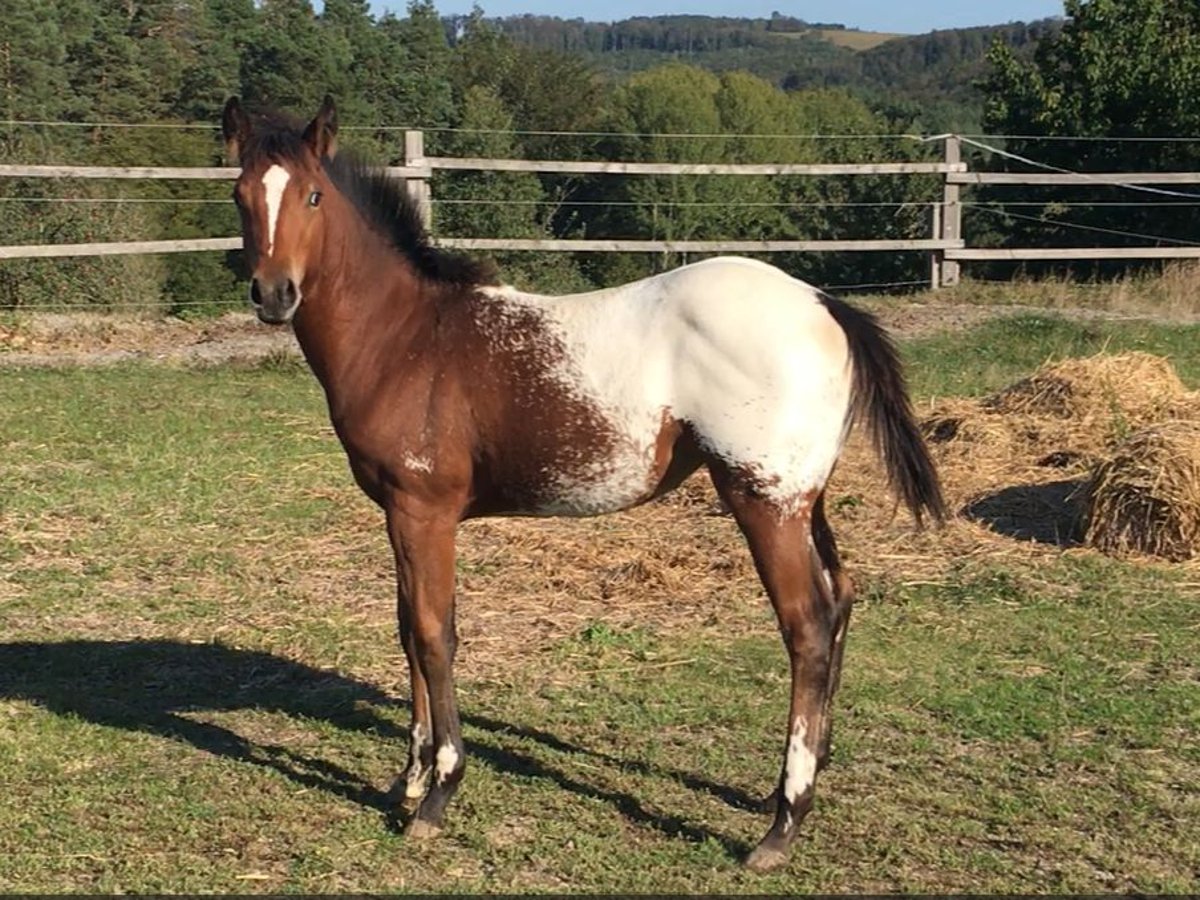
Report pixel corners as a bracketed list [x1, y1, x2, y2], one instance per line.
[947, 247, 1200, 261]
[442, 238, 962, 252]
[0, 237, 241, 260]
[0, 164, 242, 180]
[947, 171, 1200, 186]
[3, 132, 1200, 289]
[425, 158, 965, 176]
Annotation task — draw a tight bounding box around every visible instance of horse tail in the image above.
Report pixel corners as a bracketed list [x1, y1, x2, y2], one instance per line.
[820, 293, 947, 528]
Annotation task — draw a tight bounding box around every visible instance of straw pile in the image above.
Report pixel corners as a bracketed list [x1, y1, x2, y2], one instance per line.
[920, 351, 1200, 558]
[1081, 420, 1200, 561]
[982, 351, 1188, 427]
[924, 351, 1199, 475]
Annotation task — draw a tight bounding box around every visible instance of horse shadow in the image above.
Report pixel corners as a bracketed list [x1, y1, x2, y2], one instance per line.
[0, 639, 754, 855]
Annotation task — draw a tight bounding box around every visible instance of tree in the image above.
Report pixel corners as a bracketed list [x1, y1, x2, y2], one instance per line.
[981, 0, 1200, 271]
[240, 0, 346, 113]
[389, 0, 455, 133]
[0, 0, 74, 155]
[986, 0, 1200, 148]
[172, 0, 247, 124]
[579, 64, 730, 281]
[436, 85, 587, 292]
[318, 0, 381, 131]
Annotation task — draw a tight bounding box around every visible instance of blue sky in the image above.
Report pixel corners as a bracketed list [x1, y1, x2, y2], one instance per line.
[375, 0, 1065, 34]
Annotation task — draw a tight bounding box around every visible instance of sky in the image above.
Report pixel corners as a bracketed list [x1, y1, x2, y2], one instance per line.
[374, 0, 1065, 34]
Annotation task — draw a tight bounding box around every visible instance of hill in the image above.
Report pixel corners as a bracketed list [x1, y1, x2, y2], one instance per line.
[814, 28, 902, 52]
[461, 13, 1063, 132]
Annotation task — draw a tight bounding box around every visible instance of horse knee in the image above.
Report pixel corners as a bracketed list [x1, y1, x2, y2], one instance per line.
[780, 623, 833, 686]
[411, 620, 454, 667]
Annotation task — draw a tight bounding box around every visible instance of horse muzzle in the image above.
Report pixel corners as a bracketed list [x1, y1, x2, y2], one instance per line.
[249, 275, 301, 325]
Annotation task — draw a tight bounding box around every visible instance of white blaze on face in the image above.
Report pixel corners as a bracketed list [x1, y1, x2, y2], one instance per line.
[783, 717, 818, 803]
[261, 164, 291, 257]
[435, 740, 460, 785]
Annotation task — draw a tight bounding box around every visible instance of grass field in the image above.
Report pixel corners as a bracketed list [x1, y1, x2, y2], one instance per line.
[813, 28, 902, 51]
[0, 312, 1197, 892]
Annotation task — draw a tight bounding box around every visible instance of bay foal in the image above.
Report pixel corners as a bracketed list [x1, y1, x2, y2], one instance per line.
[222, 95, 946, 871]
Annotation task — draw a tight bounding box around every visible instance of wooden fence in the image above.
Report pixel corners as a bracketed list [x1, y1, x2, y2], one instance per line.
[3, 134, 1199, 289]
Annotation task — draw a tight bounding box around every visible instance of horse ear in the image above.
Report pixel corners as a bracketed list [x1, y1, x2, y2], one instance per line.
[303, 94, 339, 160]
[222, 96, 251, 165]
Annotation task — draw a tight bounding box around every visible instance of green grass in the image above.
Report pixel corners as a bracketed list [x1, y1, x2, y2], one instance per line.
[0, 315, 1197, 892]
[903, 312, 1200, 399]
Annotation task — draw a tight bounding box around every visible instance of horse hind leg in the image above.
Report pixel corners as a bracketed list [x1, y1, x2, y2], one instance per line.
[810, 492, 854, 772]
[755, 491, 854, 817]
[708, 465, 839, 873]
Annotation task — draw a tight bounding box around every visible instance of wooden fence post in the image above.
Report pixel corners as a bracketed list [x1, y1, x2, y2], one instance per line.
[930, 202, 943, 290]
[940, 134, 963, 287]
[403, 130, 432, 232]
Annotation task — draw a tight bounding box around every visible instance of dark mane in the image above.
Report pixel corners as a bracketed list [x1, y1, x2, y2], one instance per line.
[324, 152, 499, 286]
[240, 115, 498, 287]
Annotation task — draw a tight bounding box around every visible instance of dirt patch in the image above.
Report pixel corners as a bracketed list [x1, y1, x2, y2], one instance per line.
[1, 301, 1187, 368]
[0, 312, 298, 367]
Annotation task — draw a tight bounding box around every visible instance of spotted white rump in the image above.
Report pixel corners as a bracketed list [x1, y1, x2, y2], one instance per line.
[480, 257, 853, 516]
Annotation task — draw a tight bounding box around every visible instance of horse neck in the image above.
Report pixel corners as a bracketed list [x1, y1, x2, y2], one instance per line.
[291, 208, 433, 404]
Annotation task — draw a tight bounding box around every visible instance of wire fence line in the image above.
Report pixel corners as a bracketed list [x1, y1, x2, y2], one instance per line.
[972, 205, 1200, 248]
[9, 194, 1200, 213]
[8, 118, 1200, 143]
[9, 194, 1200, 215]
[4, 133, 1200, 291]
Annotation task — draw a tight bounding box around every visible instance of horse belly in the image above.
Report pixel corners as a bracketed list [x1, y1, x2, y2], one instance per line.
[485, 402, 683, 519]
[469, 284, 685, 517]
[531, 442, 660, 516]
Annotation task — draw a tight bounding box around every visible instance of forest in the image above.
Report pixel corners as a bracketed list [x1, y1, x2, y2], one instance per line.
[2, 0, 1200, 312]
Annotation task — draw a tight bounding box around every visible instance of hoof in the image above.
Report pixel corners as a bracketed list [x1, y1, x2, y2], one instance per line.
[393, 790, 423, 814]
[385, 777, 428, 813]
[744, 843, 789, 873]
[405, 817, 443, 841]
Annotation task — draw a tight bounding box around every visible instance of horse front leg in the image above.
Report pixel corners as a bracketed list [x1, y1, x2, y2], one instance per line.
[384, 502, 465, 838]
[386, 599, 433, 812]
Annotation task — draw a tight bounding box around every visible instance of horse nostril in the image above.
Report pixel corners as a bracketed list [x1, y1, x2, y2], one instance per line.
[250, 279, 264, 306]
[284, 279, 298, 304]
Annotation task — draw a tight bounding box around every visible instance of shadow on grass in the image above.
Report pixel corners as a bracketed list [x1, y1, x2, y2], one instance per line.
[0, 639, 751, 857]
[962, 477, 1086, 547]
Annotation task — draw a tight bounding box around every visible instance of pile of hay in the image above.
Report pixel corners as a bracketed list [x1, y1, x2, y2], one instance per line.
[919, 351, 1200, 562]
[923, 351, 1200, 480]
[1081, 420, 1200, 562]
[982, 351, 1189, 427]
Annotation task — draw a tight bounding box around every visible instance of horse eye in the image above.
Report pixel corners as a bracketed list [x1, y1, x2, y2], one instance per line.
[308, 191, 322, 208]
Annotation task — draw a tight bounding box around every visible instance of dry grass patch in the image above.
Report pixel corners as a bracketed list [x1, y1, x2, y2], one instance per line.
[813, 28, 901, 51]
[919, 262, 1200, 320]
